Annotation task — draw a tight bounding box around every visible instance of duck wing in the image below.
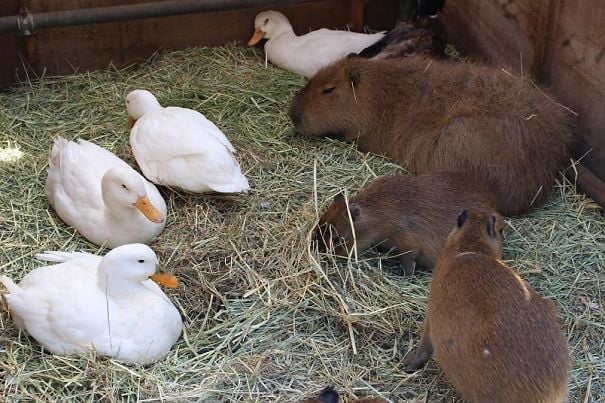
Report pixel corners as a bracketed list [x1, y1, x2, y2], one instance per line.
[45, 137, 130, 213]
[2, 256, 109, 355]
[130, 107, 249, 192]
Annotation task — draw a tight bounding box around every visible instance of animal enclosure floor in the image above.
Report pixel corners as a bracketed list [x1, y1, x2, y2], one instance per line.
[0, 45, 603, 402]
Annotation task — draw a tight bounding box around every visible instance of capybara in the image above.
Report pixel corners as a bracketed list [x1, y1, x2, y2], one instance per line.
[403, 209, 570, 402]
[301, 386, 385, 403]
[314, 172, 496, 275]
[289, 56, 575, 215]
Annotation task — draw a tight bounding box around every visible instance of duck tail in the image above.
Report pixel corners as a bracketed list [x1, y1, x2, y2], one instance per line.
[35, 250, 92, 263]
[0, 275, 20, 294]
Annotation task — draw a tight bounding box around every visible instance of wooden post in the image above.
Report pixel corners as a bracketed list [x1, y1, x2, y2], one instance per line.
[350, 0, 364, 31]
[530, 0, 561, 83]
[19, 0, 37, 67]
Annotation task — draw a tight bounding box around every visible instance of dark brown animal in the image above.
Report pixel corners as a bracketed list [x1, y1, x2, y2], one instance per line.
[403, 210, 570, 402]
[289, 56, 575, 215]
[314, 172, 496, 275]
[301, 386, 385, 403]
[356, 15, 447, 59]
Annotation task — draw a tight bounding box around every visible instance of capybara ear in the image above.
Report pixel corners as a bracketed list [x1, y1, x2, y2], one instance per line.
[316, 385, 340, 403]
[333, 192, 345, 203]
[349, 203, 361, 221]
[486, 213, 499, 239]
[347, 65, 360, 88]
[457, 209, 469, 228]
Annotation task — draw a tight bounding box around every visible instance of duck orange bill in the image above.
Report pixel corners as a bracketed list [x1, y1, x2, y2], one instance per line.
[134, 196, 164, 223]
[127, 116, 137, 129]
[248, 28, 265, 46]
[150, 273, 179, 288]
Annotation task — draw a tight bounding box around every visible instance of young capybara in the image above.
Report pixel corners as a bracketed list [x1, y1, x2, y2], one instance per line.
[314, 172, 496, 275]
[402, 209, 570, 402]
[301, 386, 385, 403]
[289, 56, 575, 215]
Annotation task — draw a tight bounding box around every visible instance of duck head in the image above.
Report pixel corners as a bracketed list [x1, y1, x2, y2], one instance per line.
[126, 89, 162, 128]
[99, 243, 179, 288]
[248, 10, 294, 45]
[101, 166, 164, 224]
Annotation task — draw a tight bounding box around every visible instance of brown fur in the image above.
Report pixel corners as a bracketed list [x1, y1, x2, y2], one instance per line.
[403, 210, 570, 402]
[356, 15, 447, 59]
[314, 172, 497, 274]
[289, 56, 575, 215]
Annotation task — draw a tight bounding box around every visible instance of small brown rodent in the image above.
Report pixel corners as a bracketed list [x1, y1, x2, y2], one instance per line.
[314, 172, 497, 275]
[301, 386, 385, 403]
[403, 210, 570, 402]
[289, 56, 575, 215]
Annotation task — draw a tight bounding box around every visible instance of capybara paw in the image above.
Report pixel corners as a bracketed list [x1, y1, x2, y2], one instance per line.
[401, 261, 416, 276]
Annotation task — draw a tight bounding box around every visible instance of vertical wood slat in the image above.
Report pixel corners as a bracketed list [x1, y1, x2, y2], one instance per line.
[530, 0, 560, 81]
[350, 0, 364, 31]
[19, 0, 38, 67]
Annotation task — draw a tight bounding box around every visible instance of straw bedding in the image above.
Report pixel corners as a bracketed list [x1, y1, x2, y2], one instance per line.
[0, 45, 603, 402]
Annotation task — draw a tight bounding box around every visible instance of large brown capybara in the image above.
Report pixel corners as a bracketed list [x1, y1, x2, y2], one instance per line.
[289, 56, 575, 215]
[403, 209, 570, 402]
[314, 171, 496, 275]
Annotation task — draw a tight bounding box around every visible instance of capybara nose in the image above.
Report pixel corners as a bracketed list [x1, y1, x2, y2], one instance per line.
[288, 98, 302, 126]
[290, 111, 301, 126]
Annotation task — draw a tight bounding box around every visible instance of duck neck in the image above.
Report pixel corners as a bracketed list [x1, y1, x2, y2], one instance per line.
[271, 26, 296, 41]
[97, 265, 147, 298]
[101, 187, 139, 223]
[103, 200, 138, 223]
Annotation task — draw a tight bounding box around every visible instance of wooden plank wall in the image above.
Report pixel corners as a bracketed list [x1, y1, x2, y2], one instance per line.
[547, 1, 605, 182]
[0, 0, 23, 85]
[442, 0, 605, 193]
[0, 0, 398, 86]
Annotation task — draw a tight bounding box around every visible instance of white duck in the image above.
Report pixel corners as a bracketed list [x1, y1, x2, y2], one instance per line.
[0, 244, 182, 365]
[45, 137, 166, 248]
[248, 10, 385, 78]
[126, 90, 250, 193]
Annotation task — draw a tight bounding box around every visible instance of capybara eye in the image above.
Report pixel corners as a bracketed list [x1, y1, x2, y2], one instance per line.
[321, 87, 336, 95]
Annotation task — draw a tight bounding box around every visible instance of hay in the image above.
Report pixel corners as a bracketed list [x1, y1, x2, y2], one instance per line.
[0, 44, 603, 402]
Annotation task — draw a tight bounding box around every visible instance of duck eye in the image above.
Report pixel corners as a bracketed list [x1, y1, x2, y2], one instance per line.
[126, 100, 130, 104]
[121, 184, 127, 189]
[264, 18, 269, 25]
[138, 259, 144, 263]
[322, 87, 336, 95]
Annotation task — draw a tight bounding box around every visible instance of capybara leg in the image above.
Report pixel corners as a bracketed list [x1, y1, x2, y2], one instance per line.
[398, 251, 417, 276]
[403, 321, 433, 372]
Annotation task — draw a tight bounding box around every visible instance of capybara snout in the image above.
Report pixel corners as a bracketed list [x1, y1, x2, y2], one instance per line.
[288, 93, 304, 127]
[313, 192, 361, 255]
[290, 60, 366, 140]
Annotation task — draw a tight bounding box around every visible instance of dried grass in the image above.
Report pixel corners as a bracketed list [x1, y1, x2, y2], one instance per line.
[0, 44, 603, 402]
